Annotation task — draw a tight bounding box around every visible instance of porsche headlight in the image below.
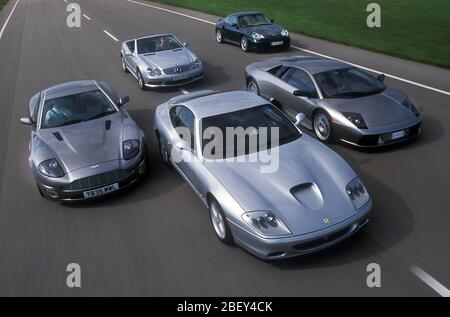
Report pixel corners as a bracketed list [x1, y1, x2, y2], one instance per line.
[342, 112, 368, 129]
[123, 139, 140, 160]
[242, 211, 291, 237]
[346, 178, 370, 210]
[191, 59, 202, 69]
[402, 97, 419, 116]
[147, 67, 162, 77]
[281, 29, 289, 37]
[252, 32, 265, 40]
[38, 159, 64, 178]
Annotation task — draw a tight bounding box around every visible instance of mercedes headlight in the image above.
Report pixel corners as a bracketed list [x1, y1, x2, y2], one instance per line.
[252, 32, 265, 40]
[38, 159, 64, 178]
[346, 178, 370, 210]
[123, 139, 140, 160]
[191, 59, 202, 69]
[342, 112, 368, 129]
[242, 211, 291, 237]
[402, 97, 419, 116]
[147, 67, 162, 77]
[281, 29, 289, 37]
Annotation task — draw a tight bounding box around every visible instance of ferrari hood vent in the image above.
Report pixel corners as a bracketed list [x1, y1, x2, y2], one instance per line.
[290, 182, 324, 211]
[53, 132, 63, 141]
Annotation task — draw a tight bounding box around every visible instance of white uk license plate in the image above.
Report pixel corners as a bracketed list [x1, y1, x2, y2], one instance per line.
[391, 130, 406, 139]
[83, 183, 119, 198]
[270, 41, 284, 46]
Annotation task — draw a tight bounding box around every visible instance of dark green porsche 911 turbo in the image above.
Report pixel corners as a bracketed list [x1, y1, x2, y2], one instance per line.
[215, 12, 291, 52]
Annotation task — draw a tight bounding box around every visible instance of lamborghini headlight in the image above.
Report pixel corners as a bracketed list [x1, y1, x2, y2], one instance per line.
[252, 32, 265, 40]
[346, 177, 370, 210]
[147, 67, 162, 77]
[342, 112, 368, 129]
[242, 211, 291, 237]
[123, 139, 140, 160]
[281, 29, 289, 37]
[38, 159, 64, 178]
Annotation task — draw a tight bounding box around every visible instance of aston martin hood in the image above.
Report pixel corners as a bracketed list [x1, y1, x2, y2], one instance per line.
[37, 113, 123, 173]
[204, 136, 362, 235]
[141, 48, 194, 70]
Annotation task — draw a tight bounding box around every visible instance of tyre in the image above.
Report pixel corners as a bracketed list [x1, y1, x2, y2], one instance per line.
[247, 79, 260, 95]
[157, 134, 171, 168]
[209, 198, 233, 245]
[313, 111, 334, 142]
[216, 29, 223, 44]
[121, 55, 129, 73]
[137, 69, 145, 90]
[240, 36, 249, 52]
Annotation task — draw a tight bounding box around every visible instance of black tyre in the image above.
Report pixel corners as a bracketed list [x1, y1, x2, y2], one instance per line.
[209, 198, 233, 245]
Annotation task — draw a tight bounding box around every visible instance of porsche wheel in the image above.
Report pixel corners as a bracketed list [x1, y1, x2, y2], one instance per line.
[247, 79, 259, 95]
[216, 29, 223, 44]
[121, 55, 129, 73]
[314, 111, 334, 142]
[240, 36, 249, 52]
[209, 198, 233, 245]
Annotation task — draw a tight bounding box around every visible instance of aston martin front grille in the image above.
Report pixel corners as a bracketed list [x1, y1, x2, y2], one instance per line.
[163, 64, 191, 74]
[63, 169, 133, 191]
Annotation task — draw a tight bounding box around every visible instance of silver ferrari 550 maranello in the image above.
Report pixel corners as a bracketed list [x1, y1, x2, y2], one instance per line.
[245, 56, 423, 147]
[154, 90, 372, 260]
[120, 34, 204, 89]
[20, 80, 147, 201]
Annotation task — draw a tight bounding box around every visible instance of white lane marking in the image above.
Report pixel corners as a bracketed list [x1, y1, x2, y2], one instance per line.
[83, 14, 92, 21]
[411, 266, 450, 297]
[104, 30, 119, 42]
[125, 0, 450, 97]
[0, 0, 20, 41]
[179, 88, 189, 94]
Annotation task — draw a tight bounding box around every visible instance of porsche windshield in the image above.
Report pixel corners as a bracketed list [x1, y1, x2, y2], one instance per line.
[238, 14, 271, 27]
[201, 104, 300, 159]
[137, 35, 182, 54]
[40, 90, 116, 129]
[314, 67, 386, 98]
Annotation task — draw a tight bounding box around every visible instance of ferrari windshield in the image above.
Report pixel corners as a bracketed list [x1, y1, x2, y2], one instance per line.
[238, 14, 271, 27]
[314, 67, 386, 98]
[137, 35, 182, 54]
[201, 104, 300, 159]
[40, 90, 116, 129]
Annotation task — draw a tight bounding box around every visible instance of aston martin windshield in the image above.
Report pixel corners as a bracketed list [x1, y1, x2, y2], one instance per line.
[41, 90, 116, 129]
[137, 35, 183, 54]
[201, 104, 300, 159]
[238, 14, 271, 27]
[314, 67, 386, 99]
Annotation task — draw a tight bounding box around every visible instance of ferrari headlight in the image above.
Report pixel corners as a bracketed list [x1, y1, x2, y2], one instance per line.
[346, 177, 370, 210]
[191, 59, 202, 69]
[402, 97, 419, 116]
[252, 32, 265, 40]
[38, 159, 64, 178]
[123, 139, 140, 160]
[242, 211, 291, 237]
[342, 112, 368, 129]
[147, 67, 162, 77]
[281, 29, 289, 37]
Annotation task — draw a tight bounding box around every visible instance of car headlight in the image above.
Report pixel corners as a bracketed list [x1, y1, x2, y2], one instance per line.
[123, 139, 140, 160]
[346, 178, 370, 210]
[252, 32, 265, 40]
[402, 97, 419, 116]
[242, 211, 291, 237]
[147, 67, 162, 77]
[342, 112, 368, 129]
[281, 29, 289, 37]
[38, 159, 64, 178]
[191, 59, 202, 69]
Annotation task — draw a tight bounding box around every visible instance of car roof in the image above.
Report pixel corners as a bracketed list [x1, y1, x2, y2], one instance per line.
[230, 12, 262, 17]
[266, 56, 351, 74]
[179, 91, 268, 119]
[44, 80, 99, 100]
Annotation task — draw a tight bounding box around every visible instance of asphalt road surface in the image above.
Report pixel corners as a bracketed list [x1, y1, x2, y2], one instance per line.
[0, 0, 449, 296]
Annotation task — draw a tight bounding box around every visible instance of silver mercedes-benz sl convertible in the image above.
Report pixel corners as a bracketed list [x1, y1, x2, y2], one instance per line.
[154, 90, 372, 260]
[20, 80, 147, 201]
[245, 56, 423, 147]
[120, 34, 204, 89]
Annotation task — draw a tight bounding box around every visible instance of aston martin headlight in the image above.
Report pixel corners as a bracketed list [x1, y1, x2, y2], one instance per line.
[402, 97, 419, 116]
[342, 112, 368, 129]
[252, 32, 265, 40]
[147, 67, 162, 77]
[346, 177, 370, 210]
[281, 29, 289, 37]
[123, 139, 140, 160]
[242, 211, 291, 237]
[191, 59, 202, 69]
[38, 159, 64, 178]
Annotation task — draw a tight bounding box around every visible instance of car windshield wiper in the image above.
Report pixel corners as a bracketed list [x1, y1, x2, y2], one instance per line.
[84, 111, 115, 122]
[59, 119, 84, 127]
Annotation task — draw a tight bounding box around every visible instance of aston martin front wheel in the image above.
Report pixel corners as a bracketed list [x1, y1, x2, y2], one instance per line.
[216, 29, 223, 43]
[313, 111, 334, 142]
[240, 36, 249, 52]
[121, 55, 129, 73]
[247, 79, 260, 95]
[209, 199, 233, 245]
